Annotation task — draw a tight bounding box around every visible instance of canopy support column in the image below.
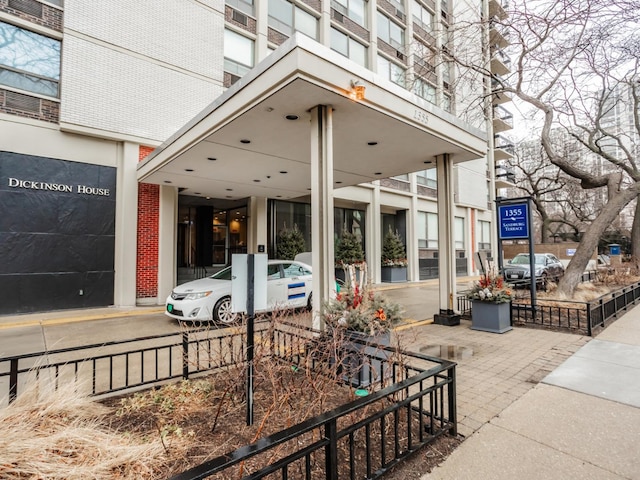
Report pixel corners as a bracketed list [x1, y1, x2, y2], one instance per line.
[310, 105, 335, 330]
[434, 154, 461, 325]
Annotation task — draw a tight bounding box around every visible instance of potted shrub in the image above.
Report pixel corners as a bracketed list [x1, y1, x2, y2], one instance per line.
[276, 224, 305, 260]
[323, 264, 403, 387]
[381, 227, 408, 283]
[335, 229, 364, 284]
[467, 264, 514, 334]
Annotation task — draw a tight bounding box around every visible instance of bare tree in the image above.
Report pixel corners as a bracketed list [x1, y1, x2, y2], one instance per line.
[443, 0, 640, 295]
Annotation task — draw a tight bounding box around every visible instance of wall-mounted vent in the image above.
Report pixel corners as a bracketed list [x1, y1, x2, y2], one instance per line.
[395, 8, 406, 22]
[8, 0, 43, 18]
[334, 10, 344, 23]
[396, 50, 405, 61]
[5, 91, 40, 113]
[232, 10, 248, 26]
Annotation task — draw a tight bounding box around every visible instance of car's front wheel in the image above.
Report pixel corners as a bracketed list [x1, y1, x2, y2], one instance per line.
[213, 296, 238, 325]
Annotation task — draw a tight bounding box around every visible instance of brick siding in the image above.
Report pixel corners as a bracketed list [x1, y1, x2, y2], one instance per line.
[136, 146, 159, 299]
[0, 0, 63, 32]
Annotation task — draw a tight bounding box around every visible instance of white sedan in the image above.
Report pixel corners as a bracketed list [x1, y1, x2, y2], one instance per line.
[165, 260, 312, 324]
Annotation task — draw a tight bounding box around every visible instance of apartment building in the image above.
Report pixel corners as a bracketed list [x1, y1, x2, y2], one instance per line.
[0, 0, 512, 315]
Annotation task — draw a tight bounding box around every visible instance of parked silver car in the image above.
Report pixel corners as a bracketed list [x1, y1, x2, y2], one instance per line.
[503, 253, 565, 289]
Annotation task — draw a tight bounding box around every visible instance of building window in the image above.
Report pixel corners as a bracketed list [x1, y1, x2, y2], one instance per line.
[0, 21, 60, 97]
[330, 28, 367, 67]
[411, 0, 434, 32]
[377, 12, 404, 50]
[268, 0, 318, 40]
[377, 55, 405, 87]
[331, 0, 367, 27]
[418, 211, 438, 248]
[227, 0, 255, 16]
[224, 29, 254, 77]
[478, 220, 491, 250]
[454, 217, 464, 250]
[416, 168, 437, 188]
[392, 173, 409, 181]
[413, 77, 436, 103]
[443, 93, 452, 112]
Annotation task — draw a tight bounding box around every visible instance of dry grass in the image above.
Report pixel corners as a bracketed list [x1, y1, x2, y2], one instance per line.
[0, 317, 456, 479]
[0, 382, 167, 479]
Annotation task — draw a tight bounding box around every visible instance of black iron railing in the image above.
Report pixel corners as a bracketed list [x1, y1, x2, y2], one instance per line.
[457, 280, 640, 336]
[170, 341, 456, 480]
[0, 322, 457, 480]
[0, 324, 267, 406]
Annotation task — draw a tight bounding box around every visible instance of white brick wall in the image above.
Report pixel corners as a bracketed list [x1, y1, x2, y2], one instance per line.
[60, 0, 225, 141]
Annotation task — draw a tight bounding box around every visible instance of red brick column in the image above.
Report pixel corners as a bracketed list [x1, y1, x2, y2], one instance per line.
[137, 146, 159, 299]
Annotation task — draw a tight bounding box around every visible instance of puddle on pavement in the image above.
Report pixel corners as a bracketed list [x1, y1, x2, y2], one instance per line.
[419, 344, 473, 360]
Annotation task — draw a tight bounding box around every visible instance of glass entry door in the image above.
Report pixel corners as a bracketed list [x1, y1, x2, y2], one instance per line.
[212, 223, 228, 265]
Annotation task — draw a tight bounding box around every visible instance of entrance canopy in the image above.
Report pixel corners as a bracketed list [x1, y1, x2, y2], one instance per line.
[138, 34, 487, 199]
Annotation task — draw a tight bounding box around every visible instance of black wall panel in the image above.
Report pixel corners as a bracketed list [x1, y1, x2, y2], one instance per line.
[0, 151, 117, 314]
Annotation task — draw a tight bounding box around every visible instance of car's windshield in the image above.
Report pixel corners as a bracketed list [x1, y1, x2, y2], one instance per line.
[511, 254, 545, 265]
[210, 267, 232, 280]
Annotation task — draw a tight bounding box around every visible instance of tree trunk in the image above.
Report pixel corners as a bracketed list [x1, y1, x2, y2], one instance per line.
[558, 187, 640, 296]
[631, 198, 640, 262]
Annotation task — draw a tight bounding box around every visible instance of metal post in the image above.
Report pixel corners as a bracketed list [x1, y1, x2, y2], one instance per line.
[182, 331, 189, 380]
[246, 254, 255, 426]
[527, 197, 537, 318]
[447, 364, 457, 436]
[325, 418, 338, 480]
[9, 358, 18, 404]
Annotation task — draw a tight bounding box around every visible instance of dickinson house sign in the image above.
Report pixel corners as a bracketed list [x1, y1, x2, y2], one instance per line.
[0, 151, 117, 315]
[7, 177, 112, 197]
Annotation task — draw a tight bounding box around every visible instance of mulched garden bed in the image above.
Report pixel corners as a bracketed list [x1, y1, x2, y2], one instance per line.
[101, 358, 460, 479]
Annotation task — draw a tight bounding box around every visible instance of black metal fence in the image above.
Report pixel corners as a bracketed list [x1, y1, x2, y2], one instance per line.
[0, 322, 457, 480]
[171, 343, 456, 480]
[0, 324, 268, 406]
[457, 280, 640, 336]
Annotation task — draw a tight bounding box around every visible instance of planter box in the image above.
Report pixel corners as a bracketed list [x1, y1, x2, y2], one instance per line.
[341, 330, 391, 388]
[471, 301, 512, 334]
[335, 266, 362, 285]
[381, 266, 407, 283]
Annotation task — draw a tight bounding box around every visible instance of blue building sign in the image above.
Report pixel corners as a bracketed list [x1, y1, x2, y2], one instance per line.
[498, 203, 529, 239]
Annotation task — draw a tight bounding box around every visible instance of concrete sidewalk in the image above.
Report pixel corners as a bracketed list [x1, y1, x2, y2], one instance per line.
[421, 304, 640, 480]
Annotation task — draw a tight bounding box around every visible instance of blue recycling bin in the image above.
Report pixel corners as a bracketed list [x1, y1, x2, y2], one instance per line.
[609, 244, 621, 256]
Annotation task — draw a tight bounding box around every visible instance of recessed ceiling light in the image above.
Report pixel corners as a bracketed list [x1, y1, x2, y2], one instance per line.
[194, 192, 201, 195]
[226, 188, 233, 191]
[226, 195, 233, 198]
[206, 196, 211, 199]
[280, 171, 288, 174]
[253, 179, 261, 182]
[276, 195, 282, 198]
[266, 175, 271, 179]
[336, 181, 343, 184]
[185, 168, 194, 172]
[240, 139, 251, 144]
[164, 180, 172, 184]
[367, 141, 378, 146]
[374, 172, 382, 175]
[424, 160, 432, 164]
[207, 157, 217, 161]
[307, 188, 312, 190]
[285, 114, 299, 120]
